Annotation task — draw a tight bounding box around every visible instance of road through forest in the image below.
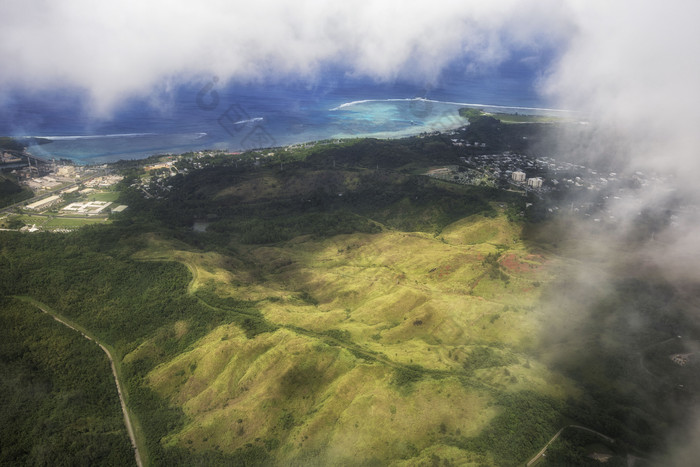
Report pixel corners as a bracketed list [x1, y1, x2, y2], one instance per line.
[18, 297, 144, 467]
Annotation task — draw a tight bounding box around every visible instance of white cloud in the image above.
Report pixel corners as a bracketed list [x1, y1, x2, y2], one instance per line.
[542, 0, 700, 283]
[0, 0, 571, 115]
[541, 5, 700, 461]
[543, 0, 700, 183]
[3, 0, 696, 173]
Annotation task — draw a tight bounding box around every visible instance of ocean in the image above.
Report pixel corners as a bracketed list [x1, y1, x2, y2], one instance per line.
[0, 60, 563, 164]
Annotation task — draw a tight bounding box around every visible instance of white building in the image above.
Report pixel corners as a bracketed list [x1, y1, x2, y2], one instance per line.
[512, 171, 526, 182]
[527, 177, 544, 189]
[26, 195, 61, 211]
[61, 201, 112, 215]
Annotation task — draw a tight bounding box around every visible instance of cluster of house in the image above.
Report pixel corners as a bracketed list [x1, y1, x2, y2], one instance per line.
[134, 150, 257, 198]
[144, 160, 176, 172]
[451, 138, 486, 148]
[457, 153, 548, 191]
[20, 168, 126, 216]
[457, 152, 657, 197]
[83, 175, 123, 188]
[24, 176, 63, 191]
[423, 150, 674, 226]
[670, 353, 694, 367]
[16, 162, 120, 192]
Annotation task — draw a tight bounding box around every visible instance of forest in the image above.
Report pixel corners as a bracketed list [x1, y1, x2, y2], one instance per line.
[0, 297, 134, 465]
[0, 173, 33, 208]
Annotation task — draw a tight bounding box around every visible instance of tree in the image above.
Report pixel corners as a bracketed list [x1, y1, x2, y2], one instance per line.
[7, 217, 24, 229]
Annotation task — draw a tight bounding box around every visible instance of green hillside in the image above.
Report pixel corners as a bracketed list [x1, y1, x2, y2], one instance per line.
[0, 137, 691, 465]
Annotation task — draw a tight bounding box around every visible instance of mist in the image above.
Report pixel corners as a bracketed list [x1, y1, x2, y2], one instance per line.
[539, 0, 700, 343]
[550, 0, 700, 284]
[534, 2, 700, 464]
[545, 1, 700, 174]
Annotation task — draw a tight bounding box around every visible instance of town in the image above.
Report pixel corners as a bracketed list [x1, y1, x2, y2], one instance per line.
[0, 149, 127, 232]
[426, 148, 670, 224]
[1, 133, 672, 233]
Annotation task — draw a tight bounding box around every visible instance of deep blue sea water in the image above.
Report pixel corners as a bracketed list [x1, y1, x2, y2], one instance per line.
[0, 59, 565, 164]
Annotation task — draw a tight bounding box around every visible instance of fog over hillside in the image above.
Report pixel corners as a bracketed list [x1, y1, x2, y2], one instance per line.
[541, 3, 700, 464]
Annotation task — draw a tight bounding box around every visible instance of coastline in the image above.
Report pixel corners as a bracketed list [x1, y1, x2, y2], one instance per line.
[11, 98, 572, 165]
[330, 96, 574, 114]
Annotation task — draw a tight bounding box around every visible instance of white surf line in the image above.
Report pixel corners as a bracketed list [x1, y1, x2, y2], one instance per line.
[28, 133, 157, 140]
[330, 97, 575, 114]
[233, 117, 264, 125]
[29, 301, 143, 467]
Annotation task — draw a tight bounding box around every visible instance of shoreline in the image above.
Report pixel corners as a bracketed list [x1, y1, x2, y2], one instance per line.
[9, 101, 574, 165]
[331, 96, 575, 114]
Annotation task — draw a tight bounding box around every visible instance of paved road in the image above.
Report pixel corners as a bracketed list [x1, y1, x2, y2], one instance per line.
[23, 299, 143, 467]
[526, 425, 614, 466]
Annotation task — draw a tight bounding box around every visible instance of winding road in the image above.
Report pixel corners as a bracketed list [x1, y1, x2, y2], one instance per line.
[17, 298, 143, 467]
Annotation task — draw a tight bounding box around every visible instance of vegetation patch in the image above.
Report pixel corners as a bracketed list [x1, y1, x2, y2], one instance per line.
[194, 286, 277, 338]
[462, 346, 518, 375]
[392, 364, 427, 388]
[451, 391, 563, 466]
[0, 173, 33, 208]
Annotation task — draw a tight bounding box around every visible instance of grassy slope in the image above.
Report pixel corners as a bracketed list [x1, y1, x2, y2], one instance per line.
[106, 144, 579, 464]
[129, 206, 576, 465]
[0, 137, 583, 465]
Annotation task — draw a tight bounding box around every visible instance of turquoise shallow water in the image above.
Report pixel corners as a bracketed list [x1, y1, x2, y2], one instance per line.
[2, 60, 563, 163]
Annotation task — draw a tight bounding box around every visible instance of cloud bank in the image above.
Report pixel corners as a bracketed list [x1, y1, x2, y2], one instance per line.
[2, 0, 698, 163]
[544, 1, 700, 182]
[543, 1, 700, 279]
[539, 3, 700, 465]
[0, 0, 571, 115]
